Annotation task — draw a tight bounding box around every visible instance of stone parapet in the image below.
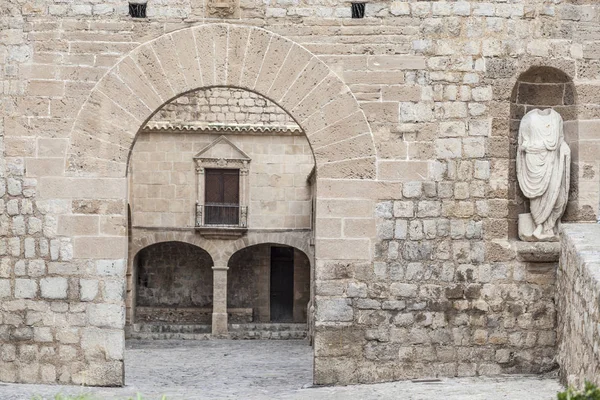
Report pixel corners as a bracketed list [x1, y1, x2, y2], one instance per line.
[557, 223, 600, 387]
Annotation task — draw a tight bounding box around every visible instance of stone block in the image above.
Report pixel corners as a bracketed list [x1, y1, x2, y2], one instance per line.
[390, 283, 418, 298]
[88, 304, 125, 329]
[436, 138, 462, 158]
[57, 215, 99, 236]
[81, 328, 124, 361]
[395, 220, 408, 239]
[27, 260, 46, 277]
[102, 280, 124, 301]
[417, 201, 441, 217]
[377, 220, 395, 240]
[80, 279, 99, 302]
[73, 237, 126, 259]
[14, 279, 37, 299]
[316, 298, 353, 322]
[40, 277, 68, 299]
[403, 182, 422, 198]
[393, 201, 414, 218]
[0, 280, 10, 298]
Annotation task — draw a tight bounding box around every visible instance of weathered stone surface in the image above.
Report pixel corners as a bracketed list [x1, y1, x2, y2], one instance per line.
[1, 3, 599, 389]
[557, 224, 600, 388]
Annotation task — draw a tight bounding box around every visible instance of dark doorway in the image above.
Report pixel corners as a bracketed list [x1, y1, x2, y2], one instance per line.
[270, 246, 294, 322]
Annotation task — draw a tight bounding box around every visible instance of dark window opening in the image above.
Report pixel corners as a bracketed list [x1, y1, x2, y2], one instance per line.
[129, 2, 147, 18]
[351, 2, 366, 18]
[205, 168, 240, 225]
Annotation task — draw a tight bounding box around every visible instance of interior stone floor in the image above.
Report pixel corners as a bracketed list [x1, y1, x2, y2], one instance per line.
[1, 340, 563, 399]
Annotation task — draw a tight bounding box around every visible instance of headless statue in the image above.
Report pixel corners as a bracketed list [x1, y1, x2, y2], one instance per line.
[517, 108, 571, 242]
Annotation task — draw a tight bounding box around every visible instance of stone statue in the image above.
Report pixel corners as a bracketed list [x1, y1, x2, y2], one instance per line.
[517, 108, 571, 242]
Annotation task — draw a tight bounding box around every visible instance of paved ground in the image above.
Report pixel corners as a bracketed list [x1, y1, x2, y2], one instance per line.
[2, 340, 563, 400]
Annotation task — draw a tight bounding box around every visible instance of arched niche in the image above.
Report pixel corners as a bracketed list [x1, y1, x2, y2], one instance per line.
[227, 243, 310, 324]
[134, 241, 214, 324]
[508, 66, 579, 239]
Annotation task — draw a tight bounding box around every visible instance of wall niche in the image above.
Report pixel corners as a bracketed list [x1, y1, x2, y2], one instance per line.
[508, 66, 579, 240]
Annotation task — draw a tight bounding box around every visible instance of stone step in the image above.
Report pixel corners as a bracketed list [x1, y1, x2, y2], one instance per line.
[127, 323, 308, 340]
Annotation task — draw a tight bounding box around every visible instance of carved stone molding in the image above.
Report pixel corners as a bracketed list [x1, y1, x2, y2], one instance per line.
[193, 136, 251, 232]
[207, 0, 239, 18]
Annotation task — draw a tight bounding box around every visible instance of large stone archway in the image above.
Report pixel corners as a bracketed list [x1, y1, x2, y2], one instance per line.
[52, 23, 377, 386]
[66, 23, 376, 178]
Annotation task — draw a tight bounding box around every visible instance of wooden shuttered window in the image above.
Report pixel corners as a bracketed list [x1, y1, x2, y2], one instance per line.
[204, 168, 240, 225]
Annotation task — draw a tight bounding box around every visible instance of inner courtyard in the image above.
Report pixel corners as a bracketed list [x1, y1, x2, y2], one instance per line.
[125, 87, 315, 340]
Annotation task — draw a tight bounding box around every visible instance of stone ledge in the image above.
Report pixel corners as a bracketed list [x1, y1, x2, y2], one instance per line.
[195, 226, 248, 239]
[514, 241, 560, 263]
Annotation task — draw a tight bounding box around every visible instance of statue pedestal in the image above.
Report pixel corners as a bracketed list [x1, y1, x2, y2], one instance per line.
[518, 213, 558, 242]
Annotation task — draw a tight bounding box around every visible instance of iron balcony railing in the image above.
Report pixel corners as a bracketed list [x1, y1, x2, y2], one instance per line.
[195, 203, 248, 228]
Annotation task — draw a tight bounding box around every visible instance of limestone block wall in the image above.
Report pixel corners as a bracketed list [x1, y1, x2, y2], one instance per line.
[2, 0, 600, 388]
[135, 242, 213, 309]
[151, 87, 297, 127]
[557, 224, 600, 388]
[130, 129, 314, 229]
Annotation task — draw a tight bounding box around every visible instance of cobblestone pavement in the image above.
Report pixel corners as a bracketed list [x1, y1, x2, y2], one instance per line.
[1, 340, 563, 400]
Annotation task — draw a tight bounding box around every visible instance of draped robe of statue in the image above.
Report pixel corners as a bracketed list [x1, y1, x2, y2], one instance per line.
[517, 108, 571, 241]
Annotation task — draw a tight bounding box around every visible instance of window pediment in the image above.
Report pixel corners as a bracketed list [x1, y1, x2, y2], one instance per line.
[194, 135, 250, 238]
[193, 135, 251, 166]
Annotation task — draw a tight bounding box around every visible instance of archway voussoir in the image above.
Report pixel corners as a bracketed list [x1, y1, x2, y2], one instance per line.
[279, 59, 331, 112]
[301, 111, 328, 137]
[71, 132, 128, 165]
[292, 73, 345, 123]
[267, 45, 313, 103]
[212, 24, 229, 86]
[239, 28, 272, 90]
[131, 45, 175, 102]
[193, 25, 217, 87]
[308, 111, 370, 148]
[313, 134, 375, 164]
[170, 29, 203, 89]
[97, 74, 153, 124]
[253, 36, 293, 94]
[226, 25, 251, 87]
[75, 93, 138, 143]
[115, 57, 164, 112]
[151, 35, 189, 96]
[321, 91, 361, 127]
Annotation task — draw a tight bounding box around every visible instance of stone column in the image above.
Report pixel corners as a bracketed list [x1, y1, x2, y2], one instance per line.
[212, 264, 229, 337]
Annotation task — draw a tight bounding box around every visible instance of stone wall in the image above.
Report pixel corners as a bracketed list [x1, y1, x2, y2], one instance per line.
[314, 186, 558, 384]
[2, 0, 600, 388]
[557, 223, 600, 388]
[151, 87, 298, 127]
[130, 128, 314, 229]
[135, 241, 213, 316]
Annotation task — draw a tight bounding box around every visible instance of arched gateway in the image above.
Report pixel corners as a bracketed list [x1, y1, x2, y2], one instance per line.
[58, 24, 377, 385]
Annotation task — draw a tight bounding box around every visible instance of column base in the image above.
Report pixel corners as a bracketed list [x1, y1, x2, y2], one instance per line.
[211, 312, 229, 337]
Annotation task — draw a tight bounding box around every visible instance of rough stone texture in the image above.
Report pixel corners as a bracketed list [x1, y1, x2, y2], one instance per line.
[151, 88, 298, 127]
[1, 0, 600, 388]
[0, 340, 563, 400]
[130, 125, 314, 229]
[136, 241, 214, 312]
[557, 223, 600, 388]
